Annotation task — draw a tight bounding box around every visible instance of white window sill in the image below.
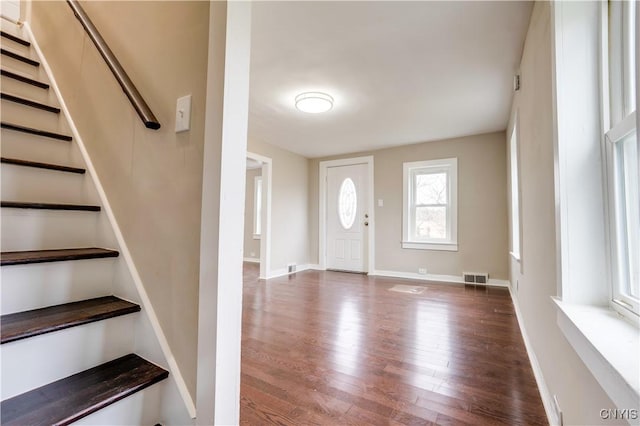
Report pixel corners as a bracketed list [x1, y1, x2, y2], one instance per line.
[552, 297, 640, 409]
[252, 234, 261, 240]
[401, 241, 458, 251]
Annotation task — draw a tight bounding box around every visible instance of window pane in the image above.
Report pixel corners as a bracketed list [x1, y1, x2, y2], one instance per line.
[255, 178, 262, 235]
[625, 0, 636, 113]
[415, 206, 446, 239]
[338, 178, 357, 230]
[415, 172, 447, 205]
[510, 123, 520, 257]
[615, 131, 639, 299]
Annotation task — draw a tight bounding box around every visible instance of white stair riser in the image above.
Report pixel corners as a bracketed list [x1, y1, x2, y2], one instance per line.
[0, 43, 32, 61]
[0, 22, 30, 42]
[0, 129, 83, 168]
[72, 381, 163, 426]
[0, 315, 136, 400]
[0, 58, 43, 79]
[1, 208, 100, 251]
[0, 23, 32, 53]
[0, 75, 53, 104]
[2, 163, 96, 204]
[1, 100, 65, 131]
[1, 258, 116, 314]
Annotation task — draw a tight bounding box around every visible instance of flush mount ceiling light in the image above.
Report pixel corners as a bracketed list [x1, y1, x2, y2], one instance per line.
[295, 92, 334, 113]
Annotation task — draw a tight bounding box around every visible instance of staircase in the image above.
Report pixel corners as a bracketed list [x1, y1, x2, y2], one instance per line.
[0, 21, 172, 425]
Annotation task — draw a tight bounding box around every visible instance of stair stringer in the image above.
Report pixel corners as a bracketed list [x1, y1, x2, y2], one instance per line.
[22, 22, 196, 425]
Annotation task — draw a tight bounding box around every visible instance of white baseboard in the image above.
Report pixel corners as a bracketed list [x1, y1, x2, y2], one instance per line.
[242, 257, 260, 263]
[509, 286, 558, 426]
[267, 267, 297, 279]
[264, 267, 510, 288]
[371, 269, 510, 287]
[266, 264, 322, 279]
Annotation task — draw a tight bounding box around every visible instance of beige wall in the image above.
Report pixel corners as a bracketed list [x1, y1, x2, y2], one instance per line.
[508, 3, 618, 425]
[29, 1, 209, 398]
[248, 139, 310, 272]
[244, 168, 261, 260]
[309, 131, 509, 279]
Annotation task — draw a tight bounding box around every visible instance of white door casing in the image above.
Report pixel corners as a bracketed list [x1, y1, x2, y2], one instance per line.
[326, 163, 368, 272]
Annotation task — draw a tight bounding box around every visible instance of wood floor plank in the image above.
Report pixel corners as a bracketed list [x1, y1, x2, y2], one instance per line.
[240, 262, 548, 425]
[1, 201, 101, 212]
[1, 248, 119, 266]
[1, 296, 140, 343]
[0, 69, 49, 89]
[1, 157, 85, 174]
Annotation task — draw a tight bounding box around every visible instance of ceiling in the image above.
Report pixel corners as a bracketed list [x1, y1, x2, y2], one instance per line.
[248, 1, 533, 159]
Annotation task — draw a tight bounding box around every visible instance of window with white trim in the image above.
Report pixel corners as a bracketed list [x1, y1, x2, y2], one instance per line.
[606, 0, 639, 316]
[253, 176, 262, 239]
[509, 118, 521, 261]
[402, 158, 458, 251]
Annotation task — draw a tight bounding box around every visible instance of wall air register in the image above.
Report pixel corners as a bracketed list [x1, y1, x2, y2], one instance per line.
[463, 272, 489, 284]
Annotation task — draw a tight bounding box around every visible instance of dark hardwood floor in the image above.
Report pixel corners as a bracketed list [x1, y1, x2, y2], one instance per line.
[240, 262, 547, 425]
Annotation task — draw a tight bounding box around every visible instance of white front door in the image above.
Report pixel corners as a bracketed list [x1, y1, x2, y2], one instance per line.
[326, 163, 368, 272]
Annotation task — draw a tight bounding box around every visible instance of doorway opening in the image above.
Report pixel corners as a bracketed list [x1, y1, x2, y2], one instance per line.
[245, 152, 272, 279]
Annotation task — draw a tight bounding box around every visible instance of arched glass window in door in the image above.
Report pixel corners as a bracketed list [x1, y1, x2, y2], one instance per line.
[338, 178, 357, 229]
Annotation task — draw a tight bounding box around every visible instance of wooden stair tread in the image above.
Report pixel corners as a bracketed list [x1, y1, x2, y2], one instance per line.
[0, 31, 30, 47]
[1, 48, 39, 67]
[1, 122, 72, 141]
[1, 201, 101, 211]
[1, 296, 140, 344]
[1, 157, 85, 174]
[1, 248, 119, 266]
[1, 69, 49, 89]
[0, 353, 167, 426]
[1, 92, 60, 113]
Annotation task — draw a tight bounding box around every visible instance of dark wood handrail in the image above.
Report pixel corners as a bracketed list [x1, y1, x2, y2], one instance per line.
[66, 0, 160, 130]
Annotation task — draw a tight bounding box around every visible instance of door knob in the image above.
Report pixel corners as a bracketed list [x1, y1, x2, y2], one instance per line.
[364, 221, 369, 226]
[364, 214, 369, 218]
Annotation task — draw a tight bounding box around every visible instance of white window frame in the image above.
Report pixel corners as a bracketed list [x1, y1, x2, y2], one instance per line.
[509, 116, 522, 261]
[604, 0, 639, 318]
[252, 176, 262, 239]
[402, 158, 458, 251]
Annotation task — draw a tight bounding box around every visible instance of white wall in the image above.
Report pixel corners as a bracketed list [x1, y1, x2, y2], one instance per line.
[247, 138, 310, 273]
[309, 132, 509, 280]
[196, 1, 252, 424]
[507, 3, 621, 425]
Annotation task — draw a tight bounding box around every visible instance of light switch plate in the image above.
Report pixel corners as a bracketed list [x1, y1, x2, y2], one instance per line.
[175, 95, 192, 133]
[378, 199, 384, 207]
